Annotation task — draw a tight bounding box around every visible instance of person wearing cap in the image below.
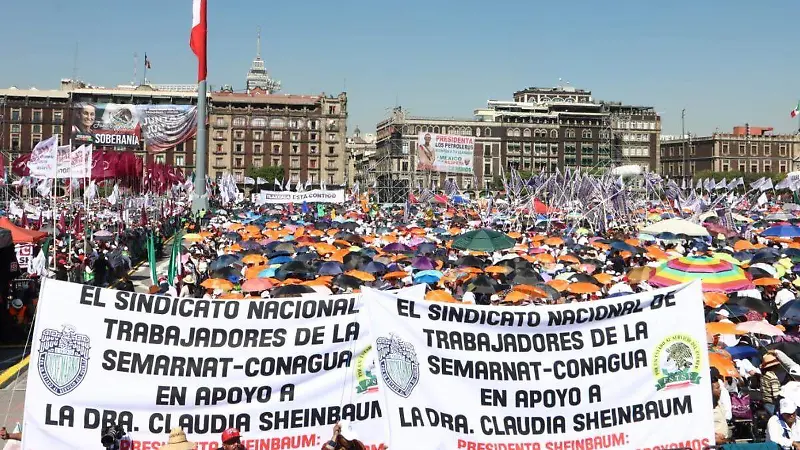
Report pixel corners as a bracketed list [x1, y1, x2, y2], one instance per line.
[763, 353, 784, 415]
[322, 423, 366, 450]
[767, 398, 800, 449]
[220, 428, 243, 450]
[161, 428, 196, 450]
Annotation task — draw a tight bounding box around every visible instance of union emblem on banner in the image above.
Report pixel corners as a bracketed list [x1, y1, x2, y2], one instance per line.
[376, 334, 419, 398]
[37, 326, 91, 396]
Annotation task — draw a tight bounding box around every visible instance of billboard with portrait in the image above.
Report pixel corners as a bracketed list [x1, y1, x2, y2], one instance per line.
[416, 132, 474, 174]
[71, 103, 197, 152]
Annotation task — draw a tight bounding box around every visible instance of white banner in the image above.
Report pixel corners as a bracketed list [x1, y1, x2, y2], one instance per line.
[22, 280, 427, 450]
[27, 137, 58, 179]
[14, 243, 33, 269]
[363, 281, 713, 450]
[256, 189, 345, 204]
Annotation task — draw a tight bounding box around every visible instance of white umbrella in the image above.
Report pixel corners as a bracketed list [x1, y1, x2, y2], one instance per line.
[640, 218, 710, 237]
[736, 321, 784, 336]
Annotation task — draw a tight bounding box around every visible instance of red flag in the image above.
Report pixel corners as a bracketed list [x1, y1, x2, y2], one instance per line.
[74, 211, 84, 235]
[190, 0, 207, 82]
[36, 211, 42, 229]
[20, 211, 27, 228]
[58, 211, 66, 234]
[12, 154, 30, 177]
[140, 206, 148, 227]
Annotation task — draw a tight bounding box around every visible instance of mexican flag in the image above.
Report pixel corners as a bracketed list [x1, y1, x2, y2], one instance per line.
[792, 101, 800, 118]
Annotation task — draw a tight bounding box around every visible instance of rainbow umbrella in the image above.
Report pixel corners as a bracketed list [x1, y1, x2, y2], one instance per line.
[649, 255, 754, 293]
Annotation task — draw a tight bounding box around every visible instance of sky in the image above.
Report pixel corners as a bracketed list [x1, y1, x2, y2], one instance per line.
[2, 0, 799, 136]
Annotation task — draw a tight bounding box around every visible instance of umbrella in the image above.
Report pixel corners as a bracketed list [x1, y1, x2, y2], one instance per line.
[333, 274, 364, 289]
[736, 321, 784, 337]
[241, 278, 274, 292]
[210, 254, 242, 271]
[452, 228, 516, 252]
[456, 255, 486, 268]
[411, 256, 436, 271]
[271, 284, 316, 298]
[383, 243, 412, 254]
[467, 274, 499, 294]
[649, 255, 754, 293]
[761, 225, 800, 238]
[200, 278, 234, 291]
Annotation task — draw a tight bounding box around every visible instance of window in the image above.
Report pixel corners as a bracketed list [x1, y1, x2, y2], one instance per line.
[290, 158, 300, 169]
[53, 111, 63, 123]
[689, 161, 695, 175]
[234, 130, 244, 139]
[780, 161, 788, 173]
[564, 143, 576, 155]
[32, 110, 42, 122]
[271, 131, 282, 140]
[750, 145, 757, 156]
[309, 158, 318, 169]
[291, 145, 299, 154]
[310, 133, 318, 141]
[155, 154, 166, 164]
[10, 109, 20, 121]
[550, 144, 558, 156]
[328, 175, 334, 185]
[215, 157, 224, 167]
[272, 158, 280, 166]
[215, 144, 223, 153]
[32, 124, 41, 134]
[254, 158, 262, 167]
[327, 160, 336, 169]
[566, 129, 576, 139]
[738, 162, 745, 172]
[328, 146, 335, 155]
[328, 106, 336, 115]
[484, 162, 491, 177]
[232, 117, 247, 127]
[10, 134, 20, 150]
[764, 163, 771, 173]
[722, 159, 730, 172]
[523, 158, 531, 170]
[523, 128, 531, 138]
[291, 132, 300, 141]
[234, 142, 244, 153]
[254, 144, 262, 154]
[272, 144, 281, 154]
[309, 120, 318, 130]
[751, 163, 758, 173]
[581, 144, 594, 155]
[523, 143, 532, 154]
[738, 144, 745, 156]
[254, 131, 263, 141]
[764, 144, 771, 156]
[507, 143, 521, 154]
[31, 134, 41, 147]
[689, 145, 695, 156]
[215, 117, 226, 127]
[175, 155, 185, 166]
[780, 144, 788, 157]
[310, 145, 319, 155]
[327, 133, 336, 141]
[251, 117, 266, 128]
[10, 124, 20, 133]
[215, 130, 224, 139]
[721, 143, 729, 155]
[581, 129, 592, 139]
[402, 161, 409, 171]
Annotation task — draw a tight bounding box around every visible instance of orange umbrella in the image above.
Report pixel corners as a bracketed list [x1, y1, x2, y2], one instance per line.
[485, 265, 513, 275]
[567, 282, 600, 294]
[513, 284, 550, 298]
[706, 322, 745, 336]
[546, 279, 569, 292]
[242, 254, 267, 265]
[703, 292, 728, 308]
[558, 255, 580, 265]
[219, 293, 244, 300]
[383, 271, 409, 280]
[426, 290, 455, 303]
[754, 277, 781, 287]
[593, 273, 614, 285]
[544, 237, 563, 246]
[733, 240, 755, 251]
[458, 267, 484, 274]
[627, 267, 653, 284]
[502, 290, 529, 304]
[200, 278, 234, 291]
[534, 253, 555, 264]
[708, 352, 739, 378]
[347, 270, 376, 282]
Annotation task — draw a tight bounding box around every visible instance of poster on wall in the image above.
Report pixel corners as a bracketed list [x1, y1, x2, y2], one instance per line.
[71, 103, 197, 152]
[416, 132, 474, 174]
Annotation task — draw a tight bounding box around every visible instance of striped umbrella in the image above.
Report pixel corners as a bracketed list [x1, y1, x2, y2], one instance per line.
[649, 255, 754, 293]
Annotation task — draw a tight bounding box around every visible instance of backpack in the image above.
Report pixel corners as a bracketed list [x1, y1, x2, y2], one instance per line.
[731, 392, 753, 420]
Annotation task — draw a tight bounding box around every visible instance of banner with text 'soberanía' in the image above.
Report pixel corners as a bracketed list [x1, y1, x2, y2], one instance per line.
[363, 281, 713, 450]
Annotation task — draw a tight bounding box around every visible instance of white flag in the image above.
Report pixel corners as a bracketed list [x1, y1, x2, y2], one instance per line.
[28, 136, 58, 179]
[256, 177, 267, 185]
[304, 178, 312, 190]
[757, 192, 768, 206]
[274, 178, 282, 190]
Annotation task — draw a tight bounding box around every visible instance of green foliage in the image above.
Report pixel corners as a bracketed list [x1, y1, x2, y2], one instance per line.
[246, 165, 285, 182]
[693, 170, 785, 185]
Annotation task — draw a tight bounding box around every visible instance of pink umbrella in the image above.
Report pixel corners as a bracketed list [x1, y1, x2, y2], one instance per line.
[241, 278, 274, 292]
[736, 321, 784, 337]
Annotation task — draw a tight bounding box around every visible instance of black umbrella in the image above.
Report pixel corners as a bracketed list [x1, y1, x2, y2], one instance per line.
[271, 285, 316, 298]
[333, 274, 364, 289]
[456, 255, 486, 268]
[727, 293, 773, 315]
[343, 252, 372, 271]
[511, 268, 543, 285]
[780, 300, 800, 325]
[467, 274, 499, 294]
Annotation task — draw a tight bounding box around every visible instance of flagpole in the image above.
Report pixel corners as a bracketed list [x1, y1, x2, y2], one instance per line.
[191, 0, 209, 213]
[50, 138, 58, 271]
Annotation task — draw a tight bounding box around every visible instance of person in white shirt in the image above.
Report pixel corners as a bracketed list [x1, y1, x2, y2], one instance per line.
[767, 398, 800, 449]
[776, 282, 797, 309]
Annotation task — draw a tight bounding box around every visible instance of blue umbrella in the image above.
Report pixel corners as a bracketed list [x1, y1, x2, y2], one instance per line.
[762, 225, 800, 238]
[318, 261, 344, 276]
[210, 254, 242, 271]
[269, 255, 294, 265]
[414, 270, 443, 281]
[363, 261, 388, 274]
[258, 267, 277, 278]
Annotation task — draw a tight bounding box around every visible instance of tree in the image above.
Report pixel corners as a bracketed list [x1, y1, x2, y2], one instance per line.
[246, 166, 284, 183]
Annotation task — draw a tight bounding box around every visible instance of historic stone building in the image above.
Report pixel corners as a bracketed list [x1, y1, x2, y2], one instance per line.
[660, 125, 800, 179]
[370, 84, 660, 190]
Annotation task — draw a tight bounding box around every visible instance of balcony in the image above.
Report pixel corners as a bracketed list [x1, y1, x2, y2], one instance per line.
[213, 134, 226, 141]
[325, 166, 340, 171]
[212, 163, 228, 169]
[212, 120, 228, 129]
